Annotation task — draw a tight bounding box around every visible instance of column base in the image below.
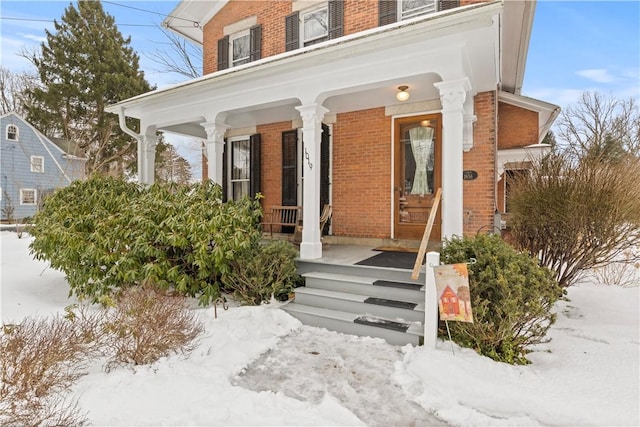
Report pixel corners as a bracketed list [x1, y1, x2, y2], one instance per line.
[300, 241, 323, 260]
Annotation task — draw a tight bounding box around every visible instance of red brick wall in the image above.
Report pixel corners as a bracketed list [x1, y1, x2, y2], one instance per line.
[498, 102, 539, 149]
[255, 121, 293, 212]
[203, 1, 292, 75]
[202, 0, 487, 74]
[463, 91, 496, 235]
[332, 107, 391, 238]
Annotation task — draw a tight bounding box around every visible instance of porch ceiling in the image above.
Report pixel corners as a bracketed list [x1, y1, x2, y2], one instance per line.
[107, 1, 503, 137]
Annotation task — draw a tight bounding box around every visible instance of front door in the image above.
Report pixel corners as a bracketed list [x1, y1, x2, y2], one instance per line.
[394, 114, 442, 240]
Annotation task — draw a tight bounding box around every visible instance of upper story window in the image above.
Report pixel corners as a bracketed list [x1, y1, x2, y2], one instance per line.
[286, 0, 343, 52]
[6, 124, 18, 141]
[302, 6, 329, 46]
[31, 156, 44, 173]
[218, 23, 262, 71]
[379, 0, 459, 26]
[20, 188, 37, 205]
[401, 0, 437, 19]
[231, 30, 251, 67]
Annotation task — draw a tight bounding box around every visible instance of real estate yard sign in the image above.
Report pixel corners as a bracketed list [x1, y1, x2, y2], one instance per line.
[433, 263, 473, 323]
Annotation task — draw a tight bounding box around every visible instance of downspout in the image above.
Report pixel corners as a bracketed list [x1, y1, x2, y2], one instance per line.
[116, 107, 144, 183]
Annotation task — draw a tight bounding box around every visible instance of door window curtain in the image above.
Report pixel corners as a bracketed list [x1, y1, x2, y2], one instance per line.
[408, 126, 434, 195]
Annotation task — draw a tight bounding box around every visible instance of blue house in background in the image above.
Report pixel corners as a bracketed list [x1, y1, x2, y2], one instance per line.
[1, 112, 86, 221]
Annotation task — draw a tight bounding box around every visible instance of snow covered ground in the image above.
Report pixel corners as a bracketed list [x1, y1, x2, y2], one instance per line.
[1, 231, 638, 426]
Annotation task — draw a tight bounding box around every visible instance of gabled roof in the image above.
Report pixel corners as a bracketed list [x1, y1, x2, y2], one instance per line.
[1, 112, 88, 162]
[163, 0, 537, 95]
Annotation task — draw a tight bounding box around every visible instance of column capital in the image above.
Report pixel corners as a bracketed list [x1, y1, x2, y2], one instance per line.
[295, 104, 329, 130]
[201, 121, 229, 143]
[434, 78, 472, 112]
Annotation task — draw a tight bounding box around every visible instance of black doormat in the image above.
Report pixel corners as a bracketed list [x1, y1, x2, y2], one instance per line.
[355, 250, 423, 270]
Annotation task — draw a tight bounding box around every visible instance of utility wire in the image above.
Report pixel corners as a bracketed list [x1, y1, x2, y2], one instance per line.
[102, 0, 200, 25]
[0, 16, 197, 28]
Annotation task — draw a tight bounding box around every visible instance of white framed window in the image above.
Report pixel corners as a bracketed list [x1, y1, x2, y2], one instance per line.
[31, 156, 44, 173]
[20, 189, 37, 205]
[302, 5, 328, 46]
[229, 137, 251, 201]
[400, 0, 437, 20]
[6, 124, 18, 141]
[230, 30, 251, 67]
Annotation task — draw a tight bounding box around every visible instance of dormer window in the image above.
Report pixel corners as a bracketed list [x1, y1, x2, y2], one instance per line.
[6, 124, 18, 141]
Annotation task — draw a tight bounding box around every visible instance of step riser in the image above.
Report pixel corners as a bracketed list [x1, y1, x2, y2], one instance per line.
[297, 260, 426, 284]
[285, 309, 420, 346]
[306, 278, 424, 303]
[295, 293, 424, 323]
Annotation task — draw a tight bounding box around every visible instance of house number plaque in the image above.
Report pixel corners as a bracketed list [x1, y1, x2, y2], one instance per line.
[463, 170, 478, 180]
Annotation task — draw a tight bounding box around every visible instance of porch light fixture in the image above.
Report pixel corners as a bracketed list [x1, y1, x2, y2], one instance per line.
[396, 85, 410, 101]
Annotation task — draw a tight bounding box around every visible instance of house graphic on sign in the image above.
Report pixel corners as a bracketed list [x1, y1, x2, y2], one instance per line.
[440, 285, 460, 317]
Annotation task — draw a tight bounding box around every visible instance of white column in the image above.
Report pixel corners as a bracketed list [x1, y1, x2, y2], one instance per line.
[295, 103, 328, 260]
[424, 251, 440, 349]
[434, 78, 471, 240]
[202, 122, 229, 186]
[142, 134, 158, 185]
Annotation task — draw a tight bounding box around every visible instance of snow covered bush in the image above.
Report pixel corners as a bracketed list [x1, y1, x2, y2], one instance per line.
[221, 240, 301, 305]
[29, 176, 263, 305]
[441, 233, 562, 365]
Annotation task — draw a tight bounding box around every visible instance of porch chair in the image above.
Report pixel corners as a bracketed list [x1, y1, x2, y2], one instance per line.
[293, 204, 332, 245]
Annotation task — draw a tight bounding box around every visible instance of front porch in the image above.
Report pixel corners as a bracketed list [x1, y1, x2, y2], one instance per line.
[275, 239, 441, 346]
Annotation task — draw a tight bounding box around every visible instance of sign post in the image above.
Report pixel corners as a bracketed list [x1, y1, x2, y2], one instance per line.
[424, 251, 440, 349]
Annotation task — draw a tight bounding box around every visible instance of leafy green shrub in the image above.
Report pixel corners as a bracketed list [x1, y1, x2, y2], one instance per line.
[221, 240, 301, 305]
[29, 176, 263, 305]
[440, 233, 562, 365]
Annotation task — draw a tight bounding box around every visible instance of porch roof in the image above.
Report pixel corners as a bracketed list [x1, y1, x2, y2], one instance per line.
[107, 1, 503, 138]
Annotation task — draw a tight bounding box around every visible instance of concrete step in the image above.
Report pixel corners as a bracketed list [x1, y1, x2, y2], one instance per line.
[283, 302, 423, 346]
[294, 287, 425, 322]
[302, 271, 425, 303]
[297, 259, 426, 284]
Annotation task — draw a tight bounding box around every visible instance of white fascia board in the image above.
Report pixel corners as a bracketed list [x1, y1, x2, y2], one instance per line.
[107, 1, 503, 119]
[501, 0, 536, 94]
[499, 91, 561, 143]
[163, 0, 229, 46]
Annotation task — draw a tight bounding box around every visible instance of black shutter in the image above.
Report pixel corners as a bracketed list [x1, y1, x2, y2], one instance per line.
[285, 12, 299, 51]
[249, 134, 261, 198]
[249, 24, 262, 62]
[320, 124, 330, 234]
[379, 0, 397, 26]
[217, 35, 229, 70]
[328, 0, 344, 40]
[222, 140, 228, 202]
[282, 130, 298, 206]
[438, 0, 459, 11]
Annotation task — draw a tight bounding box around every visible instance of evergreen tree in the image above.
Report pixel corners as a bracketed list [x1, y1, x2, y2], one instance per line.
[23, 0, 152, 175]
[155, 138, 192, 184]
